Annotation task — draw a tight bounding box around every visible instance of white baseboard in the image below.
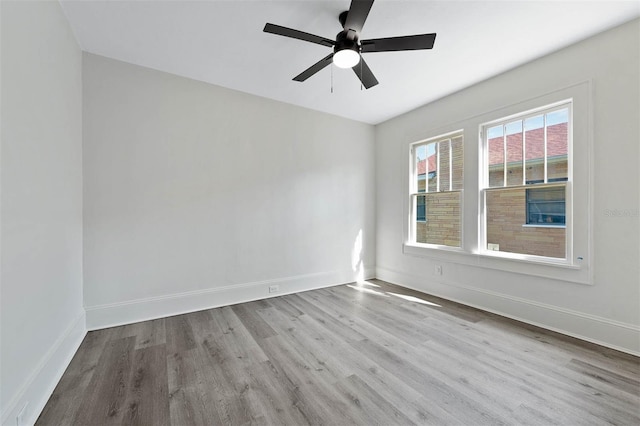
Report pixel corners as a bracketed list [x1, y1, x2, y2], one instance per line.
[86, 268, 375, 331]
[376, 266, 640, 356]
[1, 311, 87, 426]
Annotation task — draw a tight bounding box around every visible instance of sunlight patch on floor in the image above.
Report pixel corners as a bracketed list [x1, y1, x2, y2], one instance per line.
[347, 284, 388, 297]
[387, 292, 441, 307]
[346, 281, 441, 307]
[357, 281, 380, 288]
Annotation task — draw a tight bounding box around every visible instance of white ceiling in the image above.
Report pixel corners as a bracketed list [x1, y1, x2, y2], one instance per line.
[59, 0, 639, 124]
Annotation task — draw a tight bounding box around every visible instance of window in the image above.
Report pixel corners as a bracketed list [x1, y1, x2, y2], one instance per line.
[416, 196, 426, 222]
[404, 83, 589, 283]
[410, 131, 463, 248]
[526, 186, 565, 226]
[481, 103, 570, 260]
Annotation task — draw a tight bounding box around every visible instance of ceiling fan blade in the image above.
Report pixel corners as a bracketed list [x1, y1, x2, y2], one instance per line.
[361, 33, 436, 53]
[352, 57, 378, 89]
[264, 23, 334, 47]
[293, 53, 334, 82]
[344, 0, 375, 38]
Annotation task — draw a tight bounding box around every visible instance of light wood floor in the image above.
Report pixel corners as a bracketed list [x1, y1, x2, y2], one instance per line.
[37, 279, 639, 425]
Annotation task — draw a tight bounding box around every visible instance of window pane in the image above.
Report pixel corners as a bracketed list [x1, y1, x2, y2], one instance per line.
[488, 125, 504, 187]
[415, 144, 427, 192]
[486, 187, 565, 258]
[546, 109, 569, 182]
[506, 120, 523, 186]
[427, 142, 437, 192]
[415, 192, 461, 247]
[439, 139, 451, 191]
[415, 194, 426, 222]
[451, 135, 464, 191]
[524, 115, 544, 184]
[527, 186, 565, 225]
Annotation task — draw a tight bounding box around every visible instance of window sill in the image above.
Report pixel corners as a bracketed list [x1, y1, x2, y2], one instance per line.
[402, 242, 590, 285]
[405, 242, 464, 254]
[475, 249, 577, 269]
[522, 224, 566, 229]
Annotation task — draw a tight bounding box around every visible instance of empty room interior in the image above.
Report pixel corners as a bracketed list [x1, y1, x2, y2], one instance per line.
[2, 0, 640, 425]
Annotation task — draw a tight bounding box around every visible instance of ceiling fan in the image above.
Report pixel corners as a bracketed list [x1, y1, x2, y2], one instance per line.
[263, 0, 436, 89]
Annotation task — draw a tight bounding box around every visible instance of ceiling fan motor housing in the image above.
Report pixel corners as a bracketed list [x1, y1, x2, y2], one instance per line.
[334, 31, 360, 55]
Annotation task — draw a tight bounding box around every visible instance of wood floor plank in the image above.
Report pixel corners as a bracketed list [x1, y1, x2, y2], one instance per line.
[208, 306, 269, 364]
[291, 311, 462, 425]
[333, 374, 417, 425]
[286, 293, 368, 343]
[238, 360, 314, 426]
[303, 286, 439, 352]
[165, 314, 197, 355]
[414, 336, 553, 421]
[167, 348, 225, 425]
[267, 296, 304, 319]
[37, 280, 640, 425]
[35, 328, 114, 425]
[511, 403, 573, 426]
[114, 318, 167, 350]
[351, 337, 510, 424]
[184, 309, 216, 342]
[372, 279, 488, 323]
[231, 302, 278, 340]
[196, 339, 258, 425]
[122, 344, 170, 426]
[270, 295, 461, 424]
[256, 335, 355, 425]
[311, 286, 434, 345]
[476, 346, 640, 424]
[255, 307, 354, 382]
[567, 357, 640, 395]
[72, 336, 136, 425]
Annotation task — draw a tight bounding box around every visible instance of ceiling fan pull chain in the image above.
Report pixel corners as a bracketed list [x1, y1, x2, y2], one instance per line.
[360, 53, 363, 90]
[331, 62, 334, 93]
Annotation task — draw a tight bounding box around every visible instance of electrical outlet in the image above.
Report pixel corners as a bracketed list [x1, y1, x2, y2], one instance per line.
[268, 285, 279, 294]
[16, 402, 28, 426]
[434, 265, 442, 275]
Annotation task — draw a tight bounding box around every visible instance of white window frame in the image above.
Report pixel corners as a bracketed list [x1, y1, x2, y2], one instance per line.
[479, 101, 573, 265]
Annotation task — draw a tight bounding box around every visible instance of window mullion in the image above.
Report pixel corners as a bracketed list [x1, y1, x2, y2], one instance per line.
[502, 124, 507, 187]
[522, 126, 526, 185]
[410, 145, 415, 194]
[448, 139, 453, 191]
[425, 143, 430, 194]
[425, 145, 429, 193]
[436, 142, 440, 192]
[543, 114, 548, 183]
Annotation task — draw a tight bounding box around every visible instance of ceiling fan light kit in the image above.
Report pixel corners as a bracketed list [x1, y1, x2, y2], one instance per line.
[333, 40, 360, 69]
[333, 49, 360, 69]
[263, 0, 436, 89]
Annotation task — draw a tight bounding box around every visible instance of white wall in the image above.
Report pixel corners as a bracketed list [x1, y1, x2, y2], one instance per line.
[1, 1, 85, 425]
[82, 53, 375, 328]
[376, 19, 640, 354]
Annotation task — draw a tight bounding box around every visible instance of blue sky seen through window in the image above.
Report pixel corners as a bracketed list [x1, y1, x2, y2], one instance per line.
[416, 142, 436, 162]
[487, 108, 568, 139]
